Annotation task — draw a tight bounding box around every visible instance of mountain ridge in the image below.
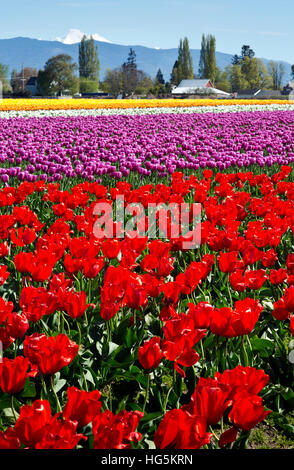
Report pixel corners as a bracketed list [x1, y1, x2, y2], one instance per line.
[0, 36, 291, 84]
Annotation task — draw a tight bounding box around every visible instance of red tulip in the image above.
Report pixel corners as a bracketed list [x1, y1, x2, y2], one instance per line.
[35, 419, 86, 449]
[24, 333, 79, 376]
[138, 337, 163, 370]
[270, 268, 287, 285]
[6, 312, 29, 338]
[0, 242, 9, 258]
[14, 400, 52, 448]
[0, 356, 31, 394]
[20, 286, 58, 322]
[218, 251, 239, 273]
[0, 428, 21, 449]
[228, 393, 271, 431]
[154, 409, 212, 449]
[59, 289, 94, 319]
[215, 366, 269, 399]
[244, 269, 267, 290]
[188, 302, 213, 329]
[63, 387, 102, 428]
[187, 381, 233, 425]
[14, 252, 34, 274]
[101, 239, 120, 259]
[92, 410, 143, 449]
[0, 265, 9, 285]
[82, 257, 104, 278]
[210, 298, 263, 337]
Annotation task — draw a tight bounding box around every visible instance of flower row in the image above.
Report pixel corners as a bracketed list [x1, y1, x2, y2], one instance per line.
[0, 168, 294, 448]
[0, 111, 294, 184]
[0, 98, 291, 112]
[0, 364, 270, 449]
[0, 104, 294, 119]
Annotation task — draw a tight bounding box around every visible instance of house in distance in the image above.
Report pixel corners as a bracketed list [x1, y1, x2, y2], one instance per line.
[171, 79, 231, 98]
[25, 76, 38, 96]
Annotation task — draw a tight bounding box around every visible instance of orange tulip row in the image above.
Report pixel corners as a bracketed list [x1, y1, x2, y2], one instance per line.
[0, 98, 291, 111]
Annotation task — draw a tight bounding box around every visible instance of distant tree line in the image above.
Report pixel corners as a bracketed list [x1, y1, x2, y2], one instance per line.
[0, 35, 293, 98]
[227, 45, 286, 92]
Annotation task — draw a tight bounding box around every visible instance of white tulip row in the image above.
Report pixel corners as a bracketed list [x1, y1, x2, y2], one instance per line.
[0, 103, 294, 119]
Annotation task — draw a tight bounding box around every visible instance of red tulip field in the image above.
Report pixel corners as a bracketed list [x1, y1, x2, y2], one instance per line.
[1, 108, 294, 450]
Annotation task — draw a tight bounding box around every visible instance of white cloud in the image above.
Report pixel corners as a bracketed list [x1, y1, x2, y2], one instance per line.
[56, 28, 111, 44]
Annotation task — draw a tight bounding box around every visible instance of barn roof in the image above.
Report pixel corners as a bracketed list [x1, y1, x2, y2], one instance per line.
[176, 79, 212, 88]
[172, 84, 230, 96]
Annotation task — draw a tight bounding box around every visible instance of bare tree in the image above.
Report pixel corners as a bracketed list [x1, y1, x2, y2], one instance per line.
[268, 61, 285, 90]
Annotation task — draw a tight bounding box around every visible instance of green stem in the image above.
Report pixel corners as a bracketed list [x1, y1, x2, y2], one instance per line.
[209, 425, 219, 444]
[198, 283, 211, 303]
[241, 337, 249, 367]
[62, 313, 71, 335]
[88, 280, 92, 305]
[200, 339, 205, 360]
[11, 395, 17, 422]
[163, 386, 173, 413]
[40, 319, 51, 335]
[246, 334, 252, 351]
[40, 374, 48, 399]
[81, 367, 88, 392]
[142, 373, 150, 413]
[50, 375, 62, 413]
[227, 275, 233, 307]
[77, 320, 82, 347]
[106, 318, 113, 343]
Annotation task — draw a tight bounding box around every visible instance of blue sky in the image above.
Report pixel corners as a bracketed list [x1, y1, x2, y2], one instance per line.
[1, 0, 294, 63]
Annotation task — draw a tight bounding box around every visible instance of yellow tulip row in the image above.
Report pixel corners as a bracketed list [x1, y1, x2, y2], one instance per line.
[0, 98, 291, 111]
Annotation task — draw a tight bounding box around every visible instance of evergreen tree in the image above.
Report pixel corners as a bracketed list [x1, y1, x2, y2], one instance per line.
[291, 64, 294, 80]
[87, 36, 100, 81]
[155, 68, 165, 85]
[171, 60, 179, 85]
[121, 48, 138, 96]
[198, 34, 216, 84]
[176, 61, 183, 84]
[198, 34, 207, 78]
[79, 35, 100, 81]
[232, 54, 240, 65]
[126, 48, 137, 70]
[171, 37, 193, 86]
[206, 35, 216, 84]
[240, 45, 255, 60]
[182, 37, 194, 79]
[177, 38, 184, 79]
[79, 35, 87, 78]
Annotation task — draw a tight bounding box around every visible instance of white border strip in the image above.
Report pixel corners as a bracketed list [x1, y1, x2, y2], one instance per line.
[0, 104, 294, 118]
